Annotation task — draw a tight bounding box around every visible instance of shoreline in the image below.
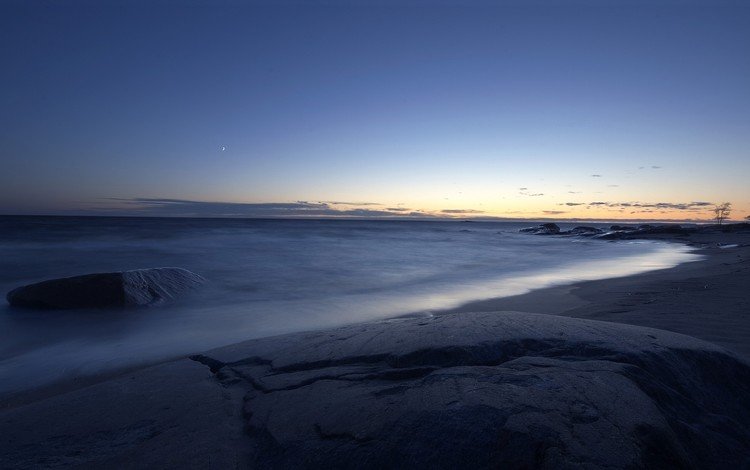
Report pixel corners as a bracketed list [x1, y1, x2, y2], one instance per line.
[2, 228, 748, 410]
[2, 228, 749, 467]
[441, 233, 750, 360]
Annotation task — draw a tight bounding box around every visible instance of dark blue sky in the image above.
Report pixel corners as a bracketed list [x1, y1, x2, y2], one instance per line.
[2, 1, 748, 219]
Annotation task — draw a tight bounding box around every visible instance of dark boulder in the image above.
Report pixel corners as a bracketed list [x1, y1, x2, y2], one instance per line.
[610, 224, 637, 231]
[718, 222, 750, 233]
[565, 226, 604, 236]
[6, 267, 204, 310]
[197, 311, 750, 469]
[520, 223, 560, 235]
[2, 311, 750, 468]
[597, 224, 697, 240]
[639, 224, 695, 235]
[596, 231, 630, 240]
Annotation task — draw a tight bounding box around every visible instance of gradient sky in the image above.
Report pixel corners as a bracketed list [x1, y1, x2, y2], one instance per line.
[1, 0, 749, 220]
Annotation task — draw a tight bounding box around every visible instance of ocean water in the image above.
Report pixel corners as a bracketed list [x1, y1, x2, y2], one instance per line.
[0, 216, 700, 395]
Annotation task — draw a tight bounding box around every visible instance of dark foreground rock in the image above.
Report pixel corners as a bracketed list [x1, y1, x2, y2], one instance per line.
[207, 313, 750, 469]
[6, 267, 204, 309]
[4, 312, 746, 469]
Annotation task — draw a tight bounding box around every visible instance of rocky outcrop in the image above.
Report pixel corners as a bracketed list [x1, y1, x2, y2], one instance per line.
[599, 223, 750, 240]
[717, 222, 750, 233]
[519, 224, 602, 236]
[596, 224, 697, 240]
[6, 267, 204, 309]
[566, 226, 603, 236]
[2, 311, 749, 468]
[193, 311, 750, 469]
[520, 223, 561, 235]
[518, 223, 740, 240]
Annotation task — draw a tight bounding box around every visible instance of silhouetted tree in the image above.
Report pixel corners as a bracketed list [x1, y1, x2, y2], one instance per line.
[713, 202, 731, 225]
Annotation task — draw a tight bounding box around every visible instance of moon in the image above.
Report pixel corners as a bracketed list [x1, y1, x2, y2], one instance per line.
[220, 146, 226, 152]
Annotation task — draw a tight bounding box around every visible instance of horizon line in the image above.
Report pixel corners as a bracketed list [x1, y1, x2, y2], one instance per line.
[0, 213, 742, 225]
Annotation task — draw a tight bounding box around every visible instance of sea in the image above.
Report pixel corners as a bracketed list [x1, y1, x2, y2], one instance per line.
[0, 216, 701, 395]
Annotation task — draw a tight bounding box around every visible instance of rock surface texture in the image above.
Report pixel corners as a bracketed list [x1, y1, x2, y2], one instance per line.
[519, 224, 603, 236]
[520, 222, 750, 241]
[199, 311, 750, 469]
[2, 311, 749, 469]
[6, 267, 204, 309]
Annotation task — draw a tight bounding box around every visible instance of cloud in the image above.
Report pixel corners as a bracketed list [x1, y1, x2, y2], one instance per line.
[561, 202, 585, 206]
[651, 166, 662, 169]
[590, 174, 602, 177]
[323, 201, 382, 206]
[543, 210, 567, 215]
[336, 208, 433, 217]
[101, 198, 436, 218]
[107, 198, 331, 213]
[607, 184, 619, 187]
[582, 201, 715, 212]
[519, 188, 544, 197]
[441, 209, 484, 214]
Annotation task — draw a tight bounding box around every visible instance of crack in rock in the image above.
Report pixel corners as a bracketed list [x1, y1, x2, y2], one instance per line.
[185, 312, 750, 469]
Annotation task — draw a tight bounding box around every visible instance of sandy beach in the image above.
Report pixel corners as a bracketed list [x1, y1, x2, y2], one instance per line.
[447, 231, 750, 360]
[1, 227, 749, 468]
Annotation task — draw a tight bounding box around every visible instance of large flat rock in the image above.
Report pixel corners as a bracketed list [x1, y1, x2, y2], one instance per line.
[2, 311, 749, 469]
[6, 267, 204, 309]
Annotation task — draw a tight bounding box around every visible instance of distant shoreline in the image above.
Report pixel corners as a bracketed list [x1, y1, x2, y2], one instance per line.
[0, 213, 737, 224]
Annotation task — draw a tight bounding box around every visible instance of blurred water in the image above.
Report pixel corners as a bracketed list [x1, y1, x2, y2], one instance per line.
[0, 216, 700, 395]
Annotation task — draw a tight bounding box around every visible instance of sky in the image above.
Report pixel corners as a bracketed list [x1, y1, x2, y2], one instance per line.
[1, 0, 748, 221]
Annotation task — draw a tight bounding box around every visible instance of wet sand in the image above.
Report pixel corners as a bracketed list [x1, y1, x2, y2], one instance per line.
[446, 230, 750, 359]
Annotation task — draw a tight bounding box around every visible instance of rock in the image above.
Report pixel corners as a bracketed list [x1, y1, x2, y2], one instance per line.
[195, 311, 750, 469]
[564, 226, 603, 236]
[596, 231, 630, 240]
[520, 223, 560, 235]
[521, 225, 602, 237]
[597, 224, 697, 240]
[6, 267, 204, 309]
[639, 224, 695, 235]
[2, 311, 749, 468]
[718, 222, 750, 233]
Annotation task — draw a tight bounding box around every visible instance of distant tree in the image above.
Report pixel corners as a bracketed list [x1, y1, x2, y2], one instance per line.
[713, 202, 732, 225]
